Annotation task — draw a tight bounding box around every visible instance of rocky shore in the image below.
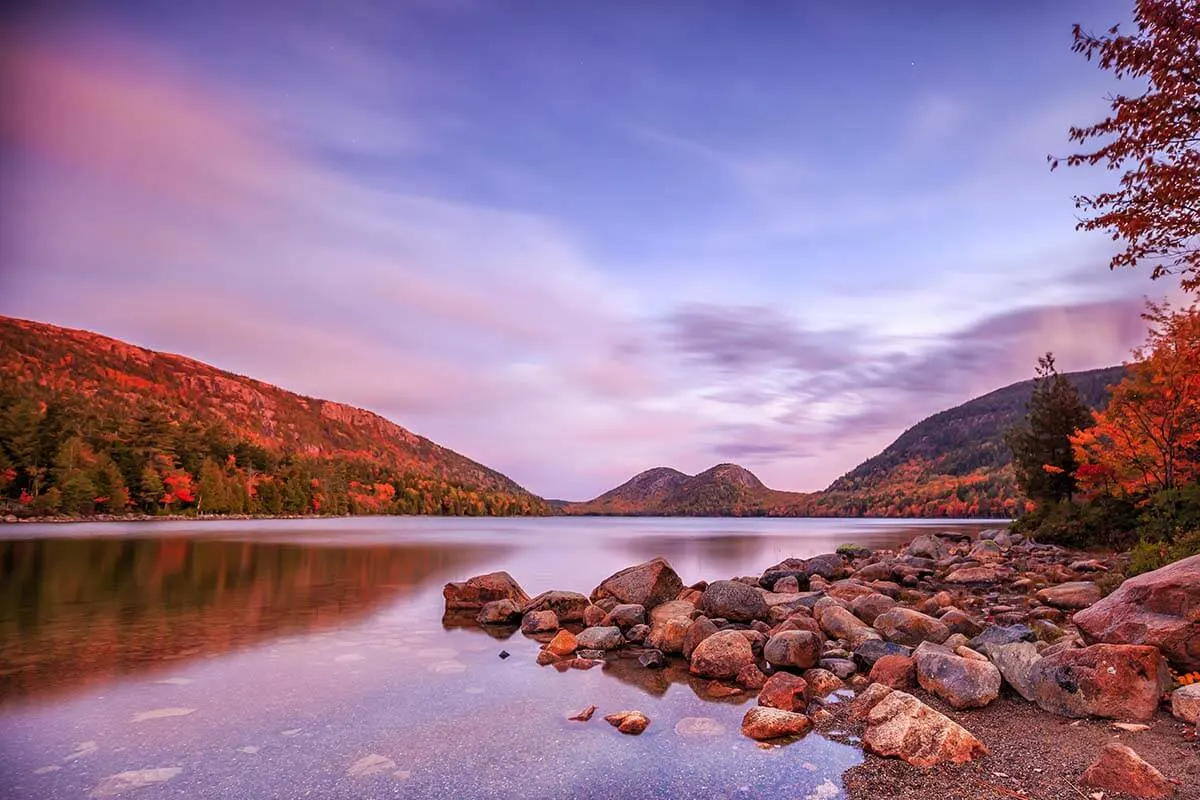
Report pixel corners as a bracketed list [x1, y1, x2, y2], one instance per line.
[445, 530, 1200, 799]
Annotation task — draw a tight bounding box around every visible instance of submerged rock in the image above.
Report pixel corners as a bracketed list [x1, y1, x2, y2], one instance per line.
[90, 768, 183, 798]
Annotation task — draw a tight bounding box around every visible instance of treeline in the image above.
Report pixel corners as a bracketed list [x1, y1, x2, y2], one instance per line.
[1009, 304, 1200, 571]
[0, 385, 548, 518]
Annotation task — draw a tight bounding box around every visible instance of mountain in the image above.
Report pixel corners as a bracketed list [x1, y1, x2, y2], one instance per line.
[0, 316, 548, 517]
[808, 365, 1127, 517]
[566, 365, 1126, 518]
[563, 463, 803, 516]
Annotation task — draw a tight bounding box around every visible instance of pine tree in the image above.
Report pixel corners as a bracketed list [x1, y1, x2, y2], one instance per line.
[1005, 353, 1094, 505]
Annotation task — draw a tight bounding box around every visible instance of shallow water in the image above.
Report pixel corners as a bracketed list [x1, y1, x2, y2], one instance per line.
[0, 516, 1002, 799]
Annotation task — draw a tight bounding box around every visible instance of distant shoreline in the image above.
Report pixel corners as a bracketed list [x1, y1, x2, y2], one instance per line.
[1, 512, 1013, 525]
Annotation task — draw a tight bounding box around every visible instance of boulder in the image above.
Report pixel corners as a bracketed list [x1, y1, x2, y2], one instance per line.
[602, 603, 647, 629]
[520, 610, 559, 634]
[689, 630, 755, 680]
[740, 706, 812, 740]
[818, 605, 883, 649]
[850, 593, 897, 626]
[699, 580, 770, 622]
[869, 655, 916, 690]
[873, 607, 951, 647]
[848, 681, 896, 721]
[944, 566, 1007, 584]
[544, 629, 578, 657]
[1170, 683, 1200, 724]
[773, 575, 800, 593]
[625, 623, 649, 643]
[827, 579, 879, 603]
[969, 624, 1035, 653]
[906, 534, 949, 561]
[802, 668, 845, 697]
[591, 557, 683, 610]
[575, 626, 623, 651]
[476, 599, 522, 625]
[852, 639, 913, 671]
[638, 649, 665, 669]
[939, 609, 983, 638]
[763, 630, 822, 671]
[605, 710, 650, 735]
[522, 590, 590, 622]
[915, 645, 1001, 709]
[645, 600, 696, 655]
[969, 539, 1004, 560]
[820, 657, 858, 679]
[443, 571, 530, 610]
[983, 640, 1041, 702]
[736, 663, 768, 690]
[805, 553, 848, 581]
[1073, 554, 1200, 671]
[1035, 581, 1101, 610]
[862, 690, 988, 767]
[1079, 743, 1174, 798]
[760, 558, 810, 589]
[1029, 644, 1167, 720]
[854, 562, 896, 583]
[583, 604, 608, 627]
[758, 672, 810, 712]
[682, 616, 719, 660]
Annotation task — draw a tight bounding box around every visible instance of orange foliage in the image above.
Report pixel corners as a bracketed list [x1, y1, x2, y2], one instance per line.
[1072, 303, 1200, 496]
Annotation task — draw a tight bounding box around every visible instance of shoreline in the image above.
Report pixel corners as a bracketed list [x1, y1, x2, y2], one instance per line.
[1, 512, 1015, 525]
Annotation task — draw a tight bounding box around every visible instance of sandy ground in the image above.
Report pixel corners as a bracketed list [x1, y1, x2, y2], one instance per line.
[835, 687, 1199, 800]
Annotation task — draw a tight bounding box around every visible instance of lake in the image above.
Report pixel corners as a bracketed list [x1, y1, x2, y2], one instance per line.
[0, 516, 1004, 799]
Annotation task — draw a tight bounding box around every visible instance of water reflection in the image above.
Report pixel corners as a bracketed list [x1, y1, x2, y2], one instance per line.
[0, 536, 505, 705]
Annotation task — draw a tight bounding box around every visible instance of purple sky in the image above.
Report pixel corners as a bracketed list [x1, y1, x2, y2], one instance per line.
[0, 1, 1182, 500]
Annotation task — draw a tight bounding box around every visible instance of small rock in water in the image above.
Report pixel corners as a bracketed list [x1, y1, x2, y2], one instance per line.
[605, 710, 650, 735]
[281, 728, 302, 736]
[64, 741, 99, 761]
[498, 650, 510, 660]
[34, 766, 61, 775]
[130, 707, 196, 723]
[238, 746, 260, 754]
[347, 754, 397, 778]
[674, 716, 725, 738]
[804, 779, 841, 800]
[576, 649, 607, 660]
[568, 704, 597, 722]
[90, 767, 182, 798]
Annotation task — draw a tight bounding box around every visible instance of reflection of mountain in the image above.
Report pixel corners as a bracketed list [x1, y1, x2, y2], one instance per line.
[0, 537, 503, 705]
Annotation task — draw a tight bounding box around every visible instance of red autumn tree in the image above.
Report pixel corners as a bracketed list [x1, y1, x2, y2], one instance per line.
[1051, 0, 1200, 289]
[1072, 302, 1200, 495]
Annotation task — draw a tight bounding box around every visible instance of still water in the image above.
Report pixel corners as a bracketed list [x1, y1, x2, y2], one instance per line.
[0, 516, 1001, 799]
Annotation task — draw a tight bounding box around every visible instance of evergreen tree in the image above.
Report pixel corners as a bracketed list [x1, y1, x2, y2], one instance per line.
[1005, 353, 1093, 505]
[138, 465, 165, 513]
[91, 452, 130, 512]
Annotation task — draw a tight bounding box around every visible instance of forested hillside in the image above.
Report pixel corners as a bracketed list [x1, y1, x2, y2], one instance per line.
[0, 316, 549, 517]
